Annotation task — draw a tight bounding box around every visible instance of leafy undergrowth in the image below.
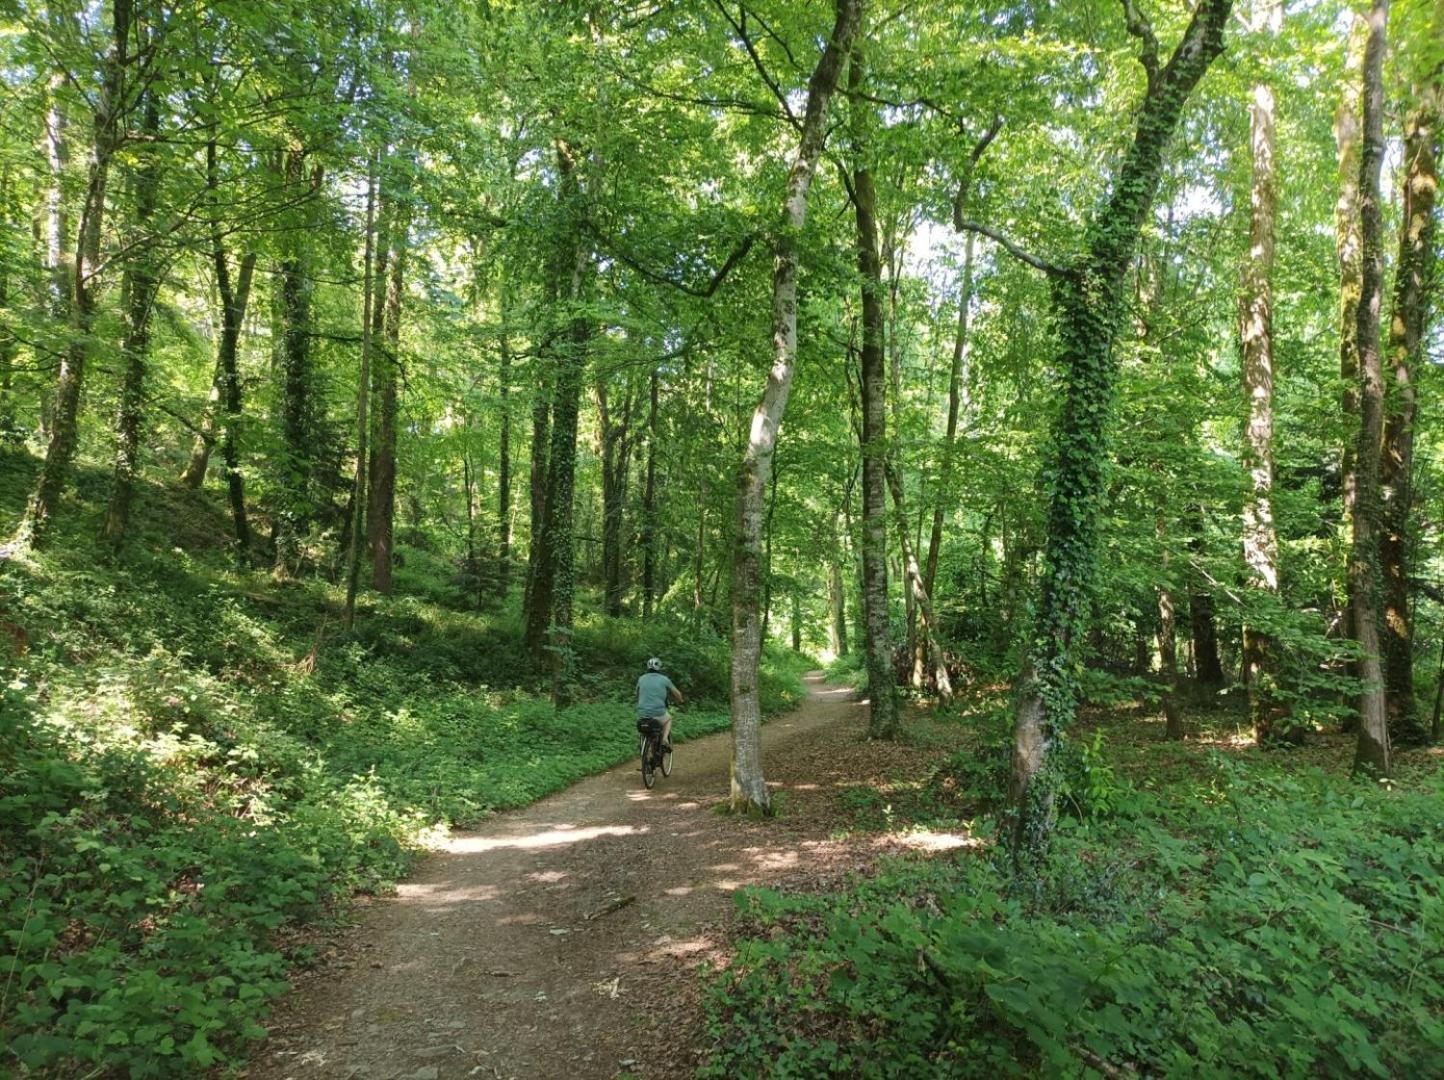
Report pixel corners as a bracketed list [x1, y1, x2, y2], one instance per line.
[702, 693, 1444, 1078]
[0, 458, 809, 1076]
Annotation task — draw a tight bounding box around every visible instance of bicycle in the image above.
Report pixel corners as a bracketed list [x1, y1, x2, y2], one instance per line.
[637, 715, 674, 789]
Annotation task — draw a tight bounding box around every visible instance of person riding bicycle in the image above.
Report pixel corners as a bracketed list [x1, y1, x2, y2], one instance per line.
[636, 657, 684, 751]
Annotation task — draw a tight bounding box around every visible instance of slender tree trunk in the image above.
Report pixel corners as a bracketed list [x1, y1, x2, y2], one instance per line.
[1157, 516, 1184, 739]
[180, 366, 221, 488]
[1240, 0, 1288, 744]
[886, 465, 954, 702]
[597, 379, 632, 618]
[925, 233, 974, 601]
[102, 91, 161, 549]
[39, 29, 71, 441]
[830, 512, 849, 657]
[1336, 13, 1367, 698]
[641, 367, 659, 617]
[522, 368, 552, 632]
[342, 162, 379, 629]
[730, 0, 860, 813]
[496, 319, 513, 596]
[1186, 505, 1225, 685]
[0, 166, 19, 435]
[1380, 0, 1440, 747]
[1009, 0, 1233, 855]
[852, 50, 899, 739]
[369, 207, 405, 594]
[14, 0, 132, 549]
[1351, 0, 1391, 776]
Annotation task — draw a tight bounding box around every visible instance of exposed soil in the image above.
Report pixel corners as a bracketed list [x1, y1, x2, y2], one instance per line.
[250, 675, 967, 1080]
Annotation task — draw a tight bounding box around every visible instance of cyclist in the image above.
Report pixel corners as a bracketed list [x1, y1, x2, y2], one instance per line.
[636, 657, 684, 751]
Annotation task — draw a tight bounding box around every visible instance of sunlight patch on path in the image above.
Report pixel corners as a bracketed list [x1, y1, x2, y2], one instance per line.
[447, 824, 644, 855]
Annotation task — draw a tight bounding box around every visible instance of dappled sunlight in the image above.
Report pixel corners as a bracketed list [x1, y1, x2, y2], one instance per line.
[895, 830, 980, 853]
[399, 881, 501, 903]
[447, 824, 644, 855]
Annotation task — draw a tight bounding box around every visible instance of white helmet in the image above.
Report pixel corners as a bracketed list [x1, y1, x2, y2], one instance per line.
[646, 657, 663, 671]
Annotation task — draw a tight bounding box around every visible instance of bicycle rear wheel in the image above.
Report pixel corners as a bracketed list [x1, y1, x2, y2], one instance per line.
[661, 743, 673, 777]
[641, 736, 657, 789]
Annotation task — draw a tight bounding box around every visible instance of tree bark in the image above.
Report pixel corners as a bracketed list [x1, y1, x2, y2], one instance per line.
[342, 161, 379, 630]
[14, 0, 132, 549]
[886, 464, 954, 703]
[102, 89, 161, 549]
[1009, 0, 1233, 855]
[851, 49, 899, 739]
[1157, 516, 1184, 739]
[1379, 0, 1440, 747]
[369, 203, 406, 594]
[273, 147, 321, 577]
[1351, 0, 1390, 776]
[729, 0, 861, 814]
[641, 367, 659, 617]
[522, 365, 552, 634]
[1336, 13, 1367, 697]
[830, 511, 849, 657]
[495, 315, 513, 596]
[1240, 0, 1288, 744]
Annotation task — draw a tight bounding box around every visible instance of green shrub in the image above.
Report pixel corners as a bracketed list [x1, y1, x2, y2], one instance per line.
[703, 763, 1444, 1077]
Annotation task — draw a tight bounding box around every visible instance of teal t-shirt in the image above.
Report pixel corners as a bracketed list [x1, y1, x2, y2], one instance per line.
[636, 672, 677, 718]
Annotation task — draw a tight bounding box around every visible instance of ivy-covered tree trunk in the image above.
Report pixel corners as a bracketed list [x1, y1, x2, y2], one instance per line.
[273, 146, 321, 578]
[851, 48, 899, 741]
[1008, 0, 1233, 854]
[102, 91, 161, 549]
[1351, 0, 1390, 776]
[729, 0, 860, 814]
[1240, 0, 1288, 744]
[1379, 0, 1440, 748]
[14, 0, 132, 550]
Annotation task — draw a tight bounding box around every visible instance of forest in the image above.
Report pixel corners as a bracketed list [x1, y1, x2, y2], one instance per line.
[1, 0, 1442, 1075]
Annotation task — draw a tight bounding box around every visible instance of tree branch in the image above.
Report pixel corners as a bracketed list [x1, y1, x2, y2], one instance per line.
[710, 0, 801, 131]
[954, 218, 1066, 276]
[588, 222, 756, 298]
[1121, 0, 1161, 91]
[952, 113, 1004, 229]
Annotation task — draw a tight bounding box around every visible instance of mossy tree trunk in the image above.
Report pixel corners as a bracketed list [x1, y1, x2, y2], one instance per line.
[1379, 0, 1440, 748]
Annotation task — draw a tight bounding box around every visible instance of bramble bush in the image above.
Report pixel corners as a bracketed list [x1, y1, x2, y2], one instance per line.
[702, 760, 1444, 1078]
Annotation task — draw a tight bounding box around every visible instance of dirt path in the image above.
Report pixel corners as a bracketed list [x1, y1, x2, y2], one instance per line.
[254, 675, 932, 1080]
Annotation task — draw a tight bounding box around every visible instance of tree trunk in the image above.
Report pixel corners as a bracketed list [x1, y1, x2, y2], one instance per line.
[273, 147, 321, 577]
[343, 162, 380, 630]
[1186, 505, 1225, 685]
[597, 377, 633, 618]
[1240, 0, 1288, 744]
[925, 233, 974, 602]
[1009, 0, 1233, 855]
[522, 368, 552, 634]
[852, 49, 899, 739]
[1336, 12, 1367, 698]
[0, 166, 15, 436]
[495, 319, 513, 596]
[830, 514, 849, 657]
[886, 465, 954, 703]
[102, 90, 161, 549]
[730, 0, 860, 813]
[14, 0, 132, 549]
[1351, 0, 1390, 776]
[1379, 0, 1440, 748]
[641, 368, 659, 617]
[1157, 516, 1184, 739]
[369, 206, 405, 595]
[38, 26, 72, 441]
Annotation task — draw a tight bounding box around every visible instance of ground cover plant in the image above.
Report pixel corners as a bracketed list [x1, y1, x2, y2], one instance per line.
[702, 700, 1444, 1078]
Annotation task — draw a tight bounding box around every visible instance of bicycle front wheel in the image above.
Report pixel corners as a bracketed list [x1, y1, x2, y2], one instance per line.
[641, 736, 657, 789]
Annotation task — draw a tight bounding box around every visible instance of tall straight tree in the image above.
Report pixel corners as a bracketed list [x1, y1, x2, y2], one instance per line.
[1379, 0, 1442, 746]
[998, 0, 1234, 854]
[1239, 0, 1287, 744]
[101, 87, 161, 549]
[849, 45, 899, 741]
[1351, 0, 1390, 775]
[13, 0, 137, 549]
[728, 0, 861, 813]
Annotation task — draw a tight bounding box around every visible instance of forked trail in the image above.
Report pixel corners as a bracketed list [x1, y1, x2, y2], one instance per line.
[255, 675, 931, 1080]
